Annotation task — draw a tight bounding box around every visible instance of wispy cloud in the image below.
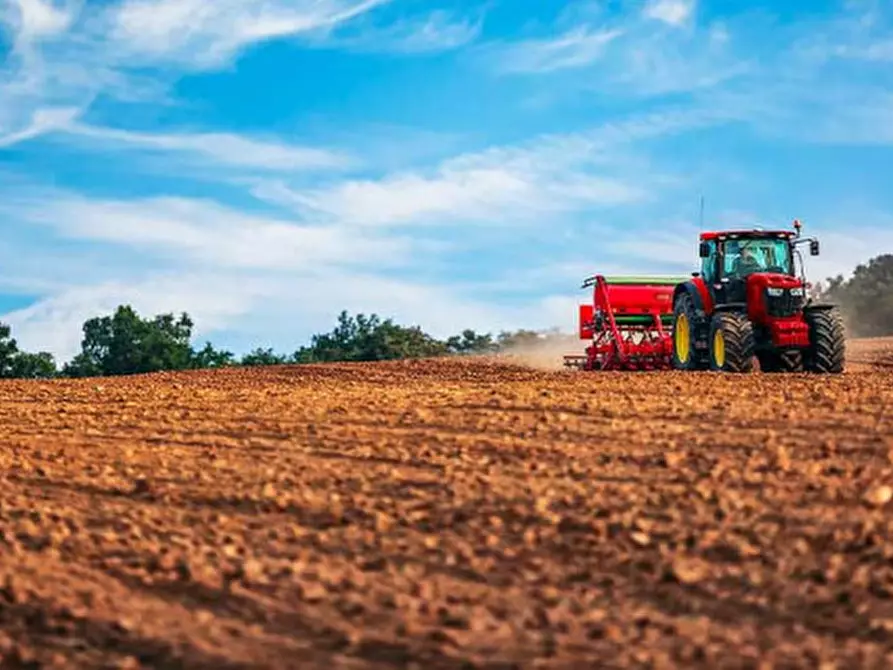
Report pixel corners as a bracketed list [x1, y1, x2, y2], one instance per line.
[4, 191, 412, 271]
[481, 0, 744, 95]
[0, 104, 78, 147]
[256, 167, 642, 228]
[106, 0, 393, 69]
[60, 122, 356, 171]
[791, 0, 893, 65]
[251, 104, 739, 228]
[312, 8, 484, 54]
[489, 26, 623, 74]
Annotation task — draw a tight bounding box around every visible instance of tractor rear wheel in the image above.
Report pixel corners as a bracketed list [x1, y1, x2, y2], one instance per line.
[709, 312, 755, 372]
[672, 293, 707, 370]
[804, 307, 846, 373]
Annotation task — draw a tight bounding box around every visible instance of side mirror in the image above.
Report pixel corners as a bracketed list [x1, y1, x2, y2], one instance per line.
[699, 241, 710, 258]
[810, 240, 820, 256]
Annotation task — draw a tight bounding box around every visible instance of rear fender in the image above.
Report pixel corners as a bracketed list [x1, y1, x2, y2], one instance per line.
[673, 281, 713, 351]
[673, 280, 711, 316]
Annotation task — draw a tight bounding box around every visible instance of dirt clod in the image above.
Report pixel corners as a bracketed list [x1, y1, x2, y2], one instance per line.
[863, 484, 893, 507]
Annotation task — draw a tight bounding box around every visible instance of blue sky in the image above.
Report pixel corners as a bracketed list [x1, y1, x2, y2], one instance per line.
[0, 0, 891, 361]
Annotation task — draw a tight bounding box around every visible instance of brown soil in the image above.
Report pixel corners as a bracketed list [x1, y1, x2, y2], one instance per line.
[1, 338, 892, 669]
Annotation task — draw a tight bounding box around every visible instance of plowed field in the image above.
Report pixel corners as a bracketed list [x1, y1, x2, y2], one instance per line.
[1, 338, 892, 669]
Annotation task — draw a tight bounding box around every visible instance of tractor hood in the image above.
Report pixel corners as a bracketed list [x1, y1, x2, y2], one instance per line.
[745, 272, 805, 292]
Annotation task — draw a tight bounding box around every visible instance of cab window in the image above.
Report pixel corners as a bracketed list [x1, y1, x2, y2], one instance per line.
[722, 238, 793, 278]
[700, 240, 718, 283]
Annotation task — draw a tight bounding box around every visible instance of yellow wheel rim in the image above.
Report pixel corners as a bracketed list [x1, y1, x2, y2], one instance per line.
[675, 313, 690, 362]
[713, 329, 725, 368]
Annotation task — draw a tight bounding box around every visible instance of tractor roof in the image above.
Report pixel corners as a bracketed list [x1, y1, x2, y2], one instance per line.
[700, 229, 795, 241]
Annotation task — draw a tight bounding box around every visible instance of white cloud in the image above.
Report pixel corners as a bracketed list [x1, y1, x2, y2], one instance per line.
[314, 9, 482, 54]
[106, 0, 392, 69]
[380, 10, 481, 53]
[255, 164, 643, 228]
[61, 122, 355, 171]
[643, 0, 695, 27]
[9, 193, 412, 270]
[489, 26, 623, 73]
[4, 0, 74, 45]
[0, 105, 79, 147]
[612, 34, 749, 96]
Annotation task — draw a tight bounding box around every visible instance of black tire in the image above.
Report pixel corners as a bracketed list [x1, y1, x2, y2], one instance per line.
[804, 307, 846, 373]
[758, 350, 803, 373]
[672, 293, 708, 370]
[709, 312, 755, 372]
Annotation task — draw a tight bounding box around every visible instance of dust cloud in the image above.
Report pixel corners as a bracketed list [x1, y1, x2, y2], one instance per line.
[494, 333, 582, 371]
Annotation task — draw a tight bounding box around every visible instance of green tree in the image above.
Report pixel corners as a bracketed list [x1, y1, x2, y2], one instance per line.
[495, 328, 546, 350]
[445, 329, 497, 354]
[191, 342, 236, 368]
[0, 323, 59, 379]
[814, 254, 893, 337]
[62, 305, 196, 377]
[11, 351, 58, 379]
[240, 347, 288, 366]
[293, 310, 448, 363]
[0, 323, 19, 378]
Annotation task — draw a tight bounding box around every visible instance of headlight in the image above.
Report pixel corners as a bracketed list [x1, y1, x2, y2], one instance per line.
[767, 287, 784, 296]
[790, 287, 805, 297]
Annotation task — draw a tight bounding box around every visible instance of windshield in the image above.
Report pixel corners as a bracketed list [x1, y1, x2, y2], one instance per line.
[722, 237, 792, 278]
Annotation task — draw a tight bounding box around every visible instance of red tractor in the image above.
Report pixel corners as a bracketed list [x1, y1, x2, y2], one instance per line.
[671, 220, 846, 373]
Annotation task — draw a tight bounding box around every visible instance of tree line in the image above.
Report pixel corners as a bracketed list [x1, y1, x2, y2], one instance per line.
[0, 253, 889, 380]
[811, 253, 893, 338]
[0, 306, 560, 380]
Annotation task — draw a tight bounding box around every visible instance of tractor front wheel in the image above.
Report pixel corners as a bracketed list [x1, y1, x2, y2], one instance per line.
[709, 312, 755, 373]
[804, 307, 846, 373]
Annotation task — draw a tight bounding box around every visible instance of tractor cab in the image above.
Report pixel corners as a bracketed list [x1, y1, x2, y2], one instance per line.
[697, 225, 820, 306]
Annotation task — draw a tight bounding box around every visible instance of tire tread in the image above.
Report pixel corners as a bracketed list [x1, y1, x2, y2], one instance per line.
[711, 312, 755, 373]
[805, 308, 846, 373]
